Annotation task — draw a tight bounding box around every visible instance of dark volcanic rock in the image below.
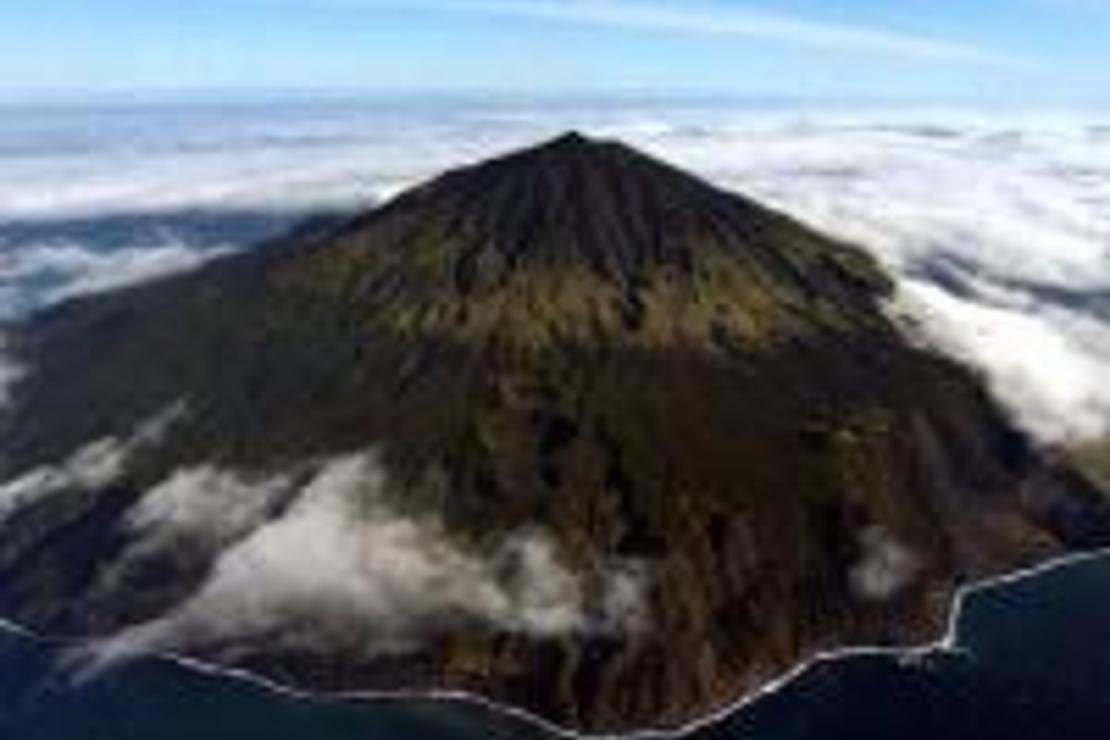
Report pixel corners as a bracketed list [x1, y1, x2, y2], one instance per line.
[1, 133, 1108, 733]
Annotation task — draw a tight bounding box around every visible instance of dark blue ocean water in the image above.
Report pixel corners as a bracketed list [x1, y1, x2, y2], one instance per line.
[3, 553, 1109, 740]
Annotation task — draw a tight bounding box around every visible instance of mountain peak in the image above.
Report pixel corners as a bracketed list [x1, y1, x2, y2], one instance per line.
[537, 129, 600, 150]
[364, 131, 883, 281]
[425, 128, 694, 204]
[520, 130, 650, 165]
[321, 134, 893, 347]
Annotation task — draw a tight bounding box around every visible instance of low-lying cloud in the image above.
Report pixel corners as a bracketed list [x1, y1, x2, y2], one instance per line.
[82, 454, 650, 670]
[0, 240, 230, 318]
[893, 278, 1110, 442]
[639, 115, 1110, 444]
[0, 402, 186, 523]
[850, 526, 921, 601]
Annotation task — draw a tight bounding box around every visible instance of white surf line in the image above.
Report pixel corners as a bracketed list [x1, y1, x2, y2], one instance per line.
[2, 547, 1109, 740]
[0, 616, 37, 639]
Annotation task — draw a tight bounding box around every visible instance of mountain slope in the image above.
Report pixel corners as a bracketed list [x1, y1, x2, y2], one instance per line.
[1, 133, 1108, 733]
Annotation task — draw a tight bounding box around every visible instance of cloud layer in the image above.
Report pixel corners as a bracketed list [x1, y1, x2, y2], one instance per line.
[662, 114, 1110, 443]
[0, 402, 186, 521]
[0, 447, 649, 673]
[0, 241, 230, 319]
[3, 103, 1110, 443]
[118, 455, 601, 658]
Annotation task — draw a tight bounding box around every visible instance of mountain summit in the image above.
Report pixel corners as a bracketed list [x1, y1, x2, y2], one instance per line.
[273, 131, 892, 352]
[2, 135, 1108, 733]
[369, 130, 872, 281]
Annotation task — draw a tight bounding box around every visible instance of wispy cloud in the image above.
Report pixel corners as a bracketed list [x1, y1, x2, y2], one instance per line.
[0, 242, 232, 319]
[69, 453, 650, 672]
[335, 0, 1004, 63]
[0, 403, 187, 521]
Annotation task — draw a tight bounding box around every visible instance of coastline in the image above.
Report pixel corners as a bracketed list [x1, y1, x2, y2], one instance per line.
[3, 546, 1108, 739]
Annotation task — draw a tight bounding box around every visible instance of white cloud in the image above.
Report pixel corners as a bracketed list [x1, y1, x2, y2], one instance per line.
[0, 402, 186, 523]
[397, 109, 1110, 444]
[850, 526, 921, 601]
[0, 440, 126, 523]
[125, 466, 292, 544]
[893, 279, 1110, 443]
[618, 112, 1110, 442]
[0, 241, 230, 317]
[82, 453, 649, 670]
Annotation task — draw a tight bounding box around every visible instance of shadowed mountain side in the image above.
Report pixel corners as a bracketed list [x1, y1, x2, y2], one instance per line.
[2, 134, 1108, 733]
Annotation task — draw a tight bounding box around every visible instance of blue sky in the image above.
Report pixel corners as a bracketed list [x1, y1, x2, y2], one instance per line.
[1, 0, 1108, 104]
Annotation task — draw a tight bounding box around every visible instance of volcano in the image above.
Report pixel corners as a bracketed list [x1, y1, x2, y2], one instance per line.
[1, 133, 1108, 733]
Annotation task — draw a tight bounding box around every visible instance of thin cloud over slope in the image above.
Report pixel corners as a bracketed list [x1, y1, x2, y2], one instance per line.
[59, 454, 650, 674]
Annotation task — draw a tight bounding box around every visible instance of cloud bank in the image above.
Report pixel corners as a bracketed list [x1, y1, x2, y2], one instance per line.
[636, 113, 1110, 443]
[0, 402, 186, 523]
[0, 240, 230, 318]
[76, 454, 649, 671]
[3, 103, 1110, 444]
[893, 279, 1110, 443]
